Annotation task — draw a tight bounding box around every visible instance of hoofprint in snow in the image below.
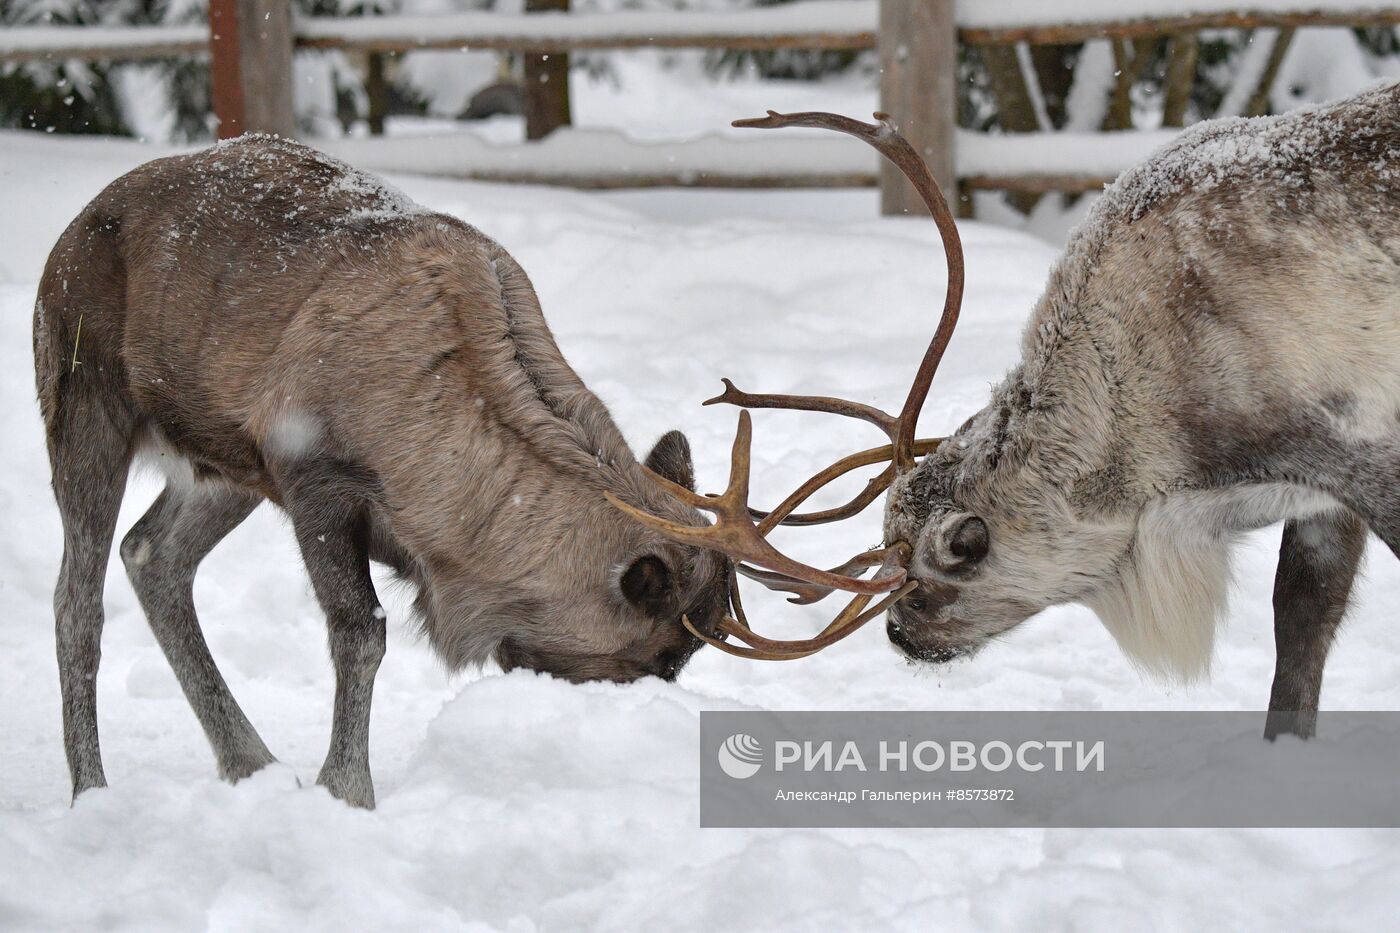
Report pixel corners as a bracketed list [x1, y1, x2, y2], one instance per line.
[2, 132, 1399, 930]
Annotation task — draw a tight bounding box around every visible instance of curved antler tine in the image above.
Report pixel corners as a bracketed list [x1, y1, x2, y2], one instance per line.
[871, 540, 912, 583]
[685, 581, 917, 660]
[635, 466, 713, 508]
[727, 409, 754, 504]
[728, 593, 872, 650]
[752, 437, 942, 531]
[682, 615, 820, 661]
[680, 542, 916, 659]
[716, 412, 906, 595]
[744, 534, 906, 595]
[606, 412, 905, 596]
[733, 110, 886, 136]
[810, 583, 914, 647]
[702, 377, 749, 407]
[736, 545, 906, 605]
[727, 561, 752, 630]
[737, 563, 833, 605]
[734, 109, 965, 474]
[757, 465, 893, 533]
[704, 378, 898, 439]
[601, 493, 715, 547]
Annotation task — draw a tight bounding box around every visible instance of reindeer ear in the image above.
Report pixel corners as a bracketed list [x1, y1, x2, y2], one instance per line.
[949, 515, 989, 563]
[621, 555, 673, 613]
[644, 430, 695, 492]
[918, 512, 990, 573]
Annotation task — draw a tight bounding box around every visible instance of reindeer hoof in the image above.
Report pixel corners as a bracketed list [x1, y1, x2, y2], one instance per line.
[218, 751, 279, 784]
[316, 766, 376, 810]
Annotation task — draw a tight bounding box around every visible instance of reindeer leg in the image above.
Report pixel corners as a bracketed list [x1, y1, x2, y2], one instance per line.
[1265, 509, 1367, 740]
[281, 466, 386, 809]
[48, 392, 135, 800]
[121, 483, 274, 781]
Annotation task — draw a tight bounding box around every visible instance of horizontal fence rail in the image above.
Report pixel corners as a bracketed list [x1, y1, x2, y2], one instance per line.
[322, 130, 882, 189]
[961, 7, 1400, 43]
[296, 3, 877, 53]
[310, 126, 1159, 190]
[0, 23, 207, 64]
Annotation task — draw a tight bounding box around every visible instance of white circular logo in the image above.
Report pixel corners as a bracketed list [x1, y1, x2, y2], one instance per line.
[717, 733, 764, 779]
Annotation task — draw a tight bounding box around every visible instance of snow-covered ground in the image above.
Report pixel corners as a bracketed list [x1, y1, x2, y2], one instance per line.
[2, 130, 1399, 930]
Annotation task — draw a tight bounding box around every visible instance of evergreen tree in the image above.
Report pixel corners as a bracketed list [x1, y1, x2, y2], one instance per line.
[0, 0, 127, 134]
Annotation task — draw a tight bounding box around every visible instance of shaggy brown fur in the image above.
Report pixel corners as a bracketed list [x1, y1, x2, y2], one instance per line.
[35, 136, 727, 808]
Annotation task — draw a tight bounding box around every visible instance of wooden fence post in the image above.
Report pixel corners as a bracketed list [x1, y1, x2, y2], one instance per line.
[878, 0, 956, 216]
[209, 0, 295, 139]
[523, 0, 572, 140]
[366, 51, 388, 136]
[1162, 33, 1199, 126]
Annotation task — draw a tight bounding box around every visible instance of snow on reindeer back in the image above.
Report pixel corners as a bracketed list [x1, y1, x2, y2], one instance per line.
[1089, 82, 1398, 233]
[1043, 81, 1400, 310]
[321, 155, 427, 225]
[205, 133, 428, 235]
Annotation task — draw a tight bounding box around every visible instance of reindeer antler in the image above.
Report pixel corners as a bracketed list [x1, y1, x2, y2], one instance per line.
[607, 110, 966, 660]
[726, 110, 965, 475]
[605, 410, 903, 596]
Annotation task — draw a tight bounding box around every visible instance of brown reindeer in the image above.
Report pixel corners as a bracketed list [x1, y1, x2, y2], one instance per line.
[34, 136, 729, 808]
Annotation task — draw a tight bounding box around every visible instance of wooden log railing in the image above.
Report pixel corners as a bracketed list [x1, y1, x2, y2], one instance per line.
[959, 8, 1400, 44]
[291, 2, 880, 53]
[0, 23, 207, 64]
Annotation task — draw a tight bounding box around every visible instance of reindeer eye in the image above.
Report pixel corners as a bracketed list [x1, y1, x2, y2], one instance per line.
[906, 597, 928, 613]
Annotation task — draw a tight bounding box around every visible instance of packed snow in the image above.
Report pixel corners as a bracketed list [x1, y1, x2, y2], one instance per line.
[3, 126, 1400, 931]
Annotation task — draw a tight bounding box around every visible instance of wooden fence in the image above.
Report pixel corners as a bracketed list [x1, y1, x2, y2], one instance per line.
[2, 1, 1397, 215]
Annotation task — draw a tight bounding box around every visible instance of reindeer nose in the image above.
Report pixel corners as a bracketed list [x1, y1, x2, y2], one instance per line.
[650, 646, 693, 681]
[886, 617, 919, 657]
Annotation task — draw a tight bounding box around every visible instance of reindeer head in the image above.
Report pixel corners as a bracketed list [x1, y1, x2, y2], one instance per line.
[407, 423, 730, 684]
[880, 389, 1132, 664]
[494, 429, 734, 683]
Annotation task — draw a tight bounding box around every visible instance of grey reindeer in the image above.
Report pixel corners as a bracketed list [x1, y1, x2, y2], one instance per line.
[619, 85, 1400, 740]
[35, 136, 729, 808]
